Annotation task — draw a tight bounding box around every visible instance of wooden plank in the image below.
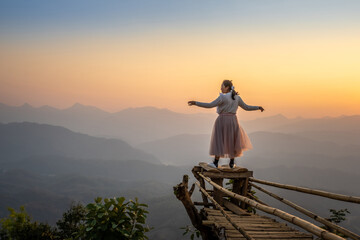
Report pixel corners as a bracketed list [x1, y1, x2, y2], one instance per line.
[226, 228, 299, 232]
[199, 162, 221, 172]
[227, 231, 312, 236]
[227, 235, 312, 239]
[194, 202, 214, 207]
[224, 201, 252, 216]
[250, 182, 359, 240]
[207, 216, 277, 222]
[218, 164, 249, 173]
[199, 172, 343, 240]
[196, 182, 255, 240]
[226, 237, 313, 240]
[203, 171, 253, 179]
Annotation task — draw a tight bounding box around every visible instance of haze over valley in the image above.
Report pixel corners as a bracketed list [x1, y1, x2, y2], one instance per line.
[0, 103, 359, 238]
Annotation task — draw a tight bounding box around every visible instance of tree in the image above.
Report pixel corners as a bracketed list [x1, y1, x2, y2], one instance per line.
[56, 202, 87, 239]
[0, 206, 57, 240]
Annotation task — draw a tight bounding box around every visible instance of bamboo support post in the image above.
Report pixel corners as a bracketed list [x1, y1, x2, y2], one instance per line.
[192, 168, 209, 205]
[240, 177, 250, 209]
[195, 181, 255, 240]
[231, 179, 242, 206]
[173, 175, 215, 240]
[250, 182, 360, 240]
[249, 177, 360, 204]
[198, 172, 346, 240]
[212, 178, 224, 206]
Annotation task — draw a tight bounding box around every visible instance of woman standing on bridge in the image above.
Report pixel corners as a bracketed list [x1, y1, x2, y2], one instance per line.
[188, 79, 264, 168]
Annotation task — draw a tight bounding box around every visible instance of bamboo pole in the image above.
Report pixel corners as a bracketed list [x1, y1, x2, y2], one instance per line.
[197, 172, 346, 240]
[195, 182, 255, 240]
[247, 192, 269, 206]
[250, 182, 360, 240]
[249, 177, 360, 204]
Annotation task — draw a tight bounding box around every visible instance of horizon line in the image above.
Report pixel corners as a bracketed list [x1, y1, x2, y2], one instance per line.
[1, 101, 359, 120]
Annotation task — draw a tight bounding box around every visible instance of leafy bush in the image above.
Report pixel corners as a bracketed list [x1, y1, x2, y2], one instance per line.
[0, 197, 151, 240]
[180, 225, 200, 240]
[82, 197, 151, 240]
[56, 202, 87, 239]
[0, 206, 57, 240]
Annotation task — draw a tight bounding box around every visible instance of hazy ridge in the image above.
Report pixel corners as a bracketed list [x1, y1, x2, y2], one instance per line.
[0, 102, 359, 237]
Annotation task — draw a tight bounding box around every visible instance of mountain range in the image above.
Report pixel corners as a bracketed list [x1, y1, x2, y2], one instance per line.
[0, 122, 158, 163]
[0, 103, 215, 144]
[0, 102, 359, 237]
[1, 102, 359, 145]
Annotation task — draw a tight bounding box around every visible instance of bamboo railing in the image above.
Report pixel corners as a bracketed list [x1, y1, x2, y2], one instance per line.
[197, 172, 346, 240]
[249, 177, 360, 204]
[250, 182, 360, 240]
[195, 181, 254, 240]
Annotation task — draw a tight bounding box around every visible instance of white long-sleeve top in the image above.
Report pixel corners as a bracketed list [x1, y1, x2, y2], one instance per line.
[195, 92, 260, 114]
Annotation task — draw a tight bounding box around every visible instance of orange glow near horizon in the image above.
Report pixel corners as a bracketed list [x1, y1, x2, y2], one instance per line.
[1, 29, 359, 120]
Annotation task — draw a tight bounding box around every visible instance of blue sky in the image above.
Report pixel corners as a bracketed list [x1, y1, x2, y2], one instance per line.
[1, 0, 360, 40]
[1, 0, 360, 118]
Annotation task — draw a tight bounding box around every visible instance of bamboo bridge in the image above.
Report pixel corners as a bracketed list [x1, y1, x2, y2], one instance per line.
[173, 163, 360, 240]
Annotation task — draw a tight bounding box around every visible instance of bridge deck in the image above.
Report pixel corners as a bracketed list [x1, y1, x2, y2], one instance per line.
[202, 208, 314, 240]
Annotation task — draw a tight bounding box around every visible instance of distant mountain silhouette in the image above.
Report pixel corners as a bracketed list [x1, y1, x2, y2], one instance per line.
[241, 113, 360, 133]
[1, 102, 360, 145]
[0, 102, 216, 144]
[1, 104, 359, 236]
[138, 131, 360, 174]
[0, 122, 159, 163]
[138, 134, 211, 166]
[240, 113, 296, 131]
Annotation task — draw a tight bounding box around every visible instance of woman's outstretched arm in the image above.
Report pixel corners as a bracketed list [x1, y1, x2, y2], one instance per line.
[188, 96, 222, 108]
[238, 95, 263, 111]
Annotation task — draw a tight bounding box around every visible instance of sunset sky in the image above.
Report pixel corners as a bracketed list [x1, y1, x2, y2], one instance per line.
[1, 0, 359, 120]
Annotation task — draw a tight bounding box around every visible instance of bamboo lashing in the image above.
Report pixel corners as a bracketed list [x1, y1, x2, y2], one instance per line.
[197, 172, 345, 240]
[250, 182, 360, 240]
[250, 177, 360, 204]
[195, 181, 255, 240]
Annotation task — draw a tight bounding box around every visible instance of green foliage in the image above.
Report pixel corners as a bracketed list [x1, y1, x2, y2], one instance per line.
[56, 202, 86, 240]
[0, 197, 151, 240]
[225, 179, 234, 189]
[180, 225, 200, 240]
[246, 190, 257, 214]
[319, 208, 351, 238]
[81, 197, 151, 240]
[224, 179, 234, 201]
[328, 208, 350, 224]
[0, 206, 57, 240]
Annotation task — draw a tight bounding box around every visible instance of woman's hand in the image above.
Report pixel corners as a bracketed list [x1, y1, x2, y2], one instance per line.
[259, 106, 264, 112]
[188, 101, 196, 106]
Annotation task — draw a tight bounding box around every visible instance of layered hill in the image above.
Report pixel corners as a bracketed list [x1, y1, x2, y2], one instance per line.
[0, 122, 159, 163]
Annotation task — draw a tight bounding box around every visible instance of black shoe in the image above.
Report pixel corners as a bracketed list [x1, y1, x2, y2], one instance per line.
[213, 159, 219, 168]
[229, 159, 235, 168]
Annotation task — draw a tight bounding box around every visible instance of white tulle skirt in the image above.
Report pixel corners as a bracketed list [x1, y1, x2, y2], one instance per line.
[209, 113, 253, 158]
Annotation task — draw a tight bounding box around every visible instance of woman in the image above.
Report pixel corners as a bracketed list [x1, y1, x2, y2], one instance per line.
[188, 79, 264, 168]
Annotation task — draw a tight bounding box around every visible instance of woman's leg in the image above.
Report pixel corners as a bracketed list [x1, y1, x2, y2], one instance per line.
[229, 158, 235, 168]
[213, 156, 220, 167]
